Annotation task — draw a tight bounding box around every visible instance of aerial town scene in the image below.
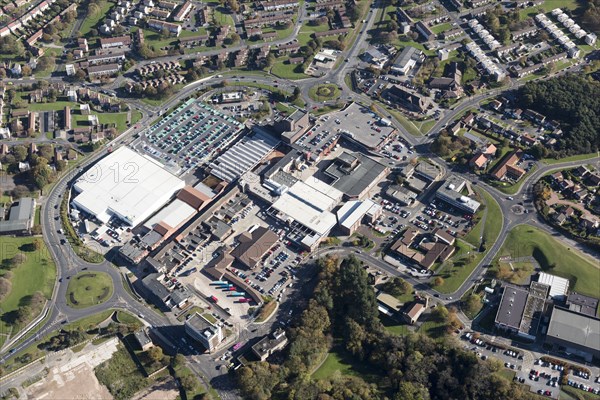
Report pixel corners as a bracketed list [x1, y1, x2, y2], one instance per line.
[0, 0, 599, 398]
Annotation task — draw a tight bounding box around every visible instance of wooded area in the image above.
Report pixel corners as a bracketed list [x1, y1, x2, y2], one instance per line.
[517, 75, 600, 158]
[236, 255, 542, 400]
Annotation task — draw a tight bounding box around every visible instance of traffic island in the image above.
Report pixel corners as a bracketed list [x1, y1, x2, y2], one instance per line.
[66, 272, 114, 309]
[308, 84, 342, 102]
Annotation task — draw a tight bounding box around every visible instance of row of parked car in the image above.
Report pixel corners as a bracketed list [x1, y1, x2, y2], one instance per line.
[566, 380, 600, 394]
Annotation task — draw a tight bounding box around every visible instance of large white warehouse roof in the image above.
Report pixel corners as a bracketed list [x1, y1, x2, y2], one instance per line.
[271, 179, 342, 236]
[72, 147, 185, 226]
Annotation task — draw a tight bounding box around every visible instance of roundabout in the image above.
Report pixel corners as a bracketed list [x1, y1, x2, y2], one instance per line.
[66, 272, 114, 309]
[308, 84, 342, 102]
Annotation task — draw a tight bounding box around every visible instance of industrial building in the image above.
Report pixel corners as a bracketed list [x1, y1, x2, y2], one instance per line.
[323, 152, 389, 200]
[72, 147, 185, 227]
[546, 306, 600, 362]
[208, 129, 279, 182]
[390, 46, 424, 75]
[336, 199, 381, 235]
[434, 175, 481, 214]
[566, 293, 599, 317]
[495, 285, 529, 333]
[185, 313, 223, 352]
[273, 109, 310, 144]
[494, 282, 548, 340]
[0, 197, 36, 235]
[268, 178, 343, 250]
[537, 272, 569, 300]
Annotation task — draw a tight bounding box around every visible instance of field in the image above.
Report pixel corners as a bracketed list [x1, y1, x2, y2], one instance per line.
[312, 345, 380, 382]
[0, 236, 57, 338]
[271, 60, 309, 80]
[381, 315, 411, 336]
[383, 105, 423, 136]
[434, 240, 484, 294]
[480, 190, 503, 244]
[431, 23, 452, 34]
[496, 225, 600, 298]
[66, 272, 113, 308]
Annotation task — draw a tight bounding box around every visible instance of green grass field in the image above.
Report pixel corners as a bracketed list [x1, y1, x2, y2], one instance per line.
[431, 22, 452, 34]
[312, 345, 380, 381]
[27, 101, 78, 112]
[81, 0, 113, 37]
[212, 5, 235, 28]
[481, 190, 503, 244]
[434, 240, 484, 294]
[496, 225, 600, 298]
[381, 314, 412, 336]
[0, 236, 57, 337]
[66, 272, 114, 308]
[271, 60, 309, 80]
[383, 105, 423, 136]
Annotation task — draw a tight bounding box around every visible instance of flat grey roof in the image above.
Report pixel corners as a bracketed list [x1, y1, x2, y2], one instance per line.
[9, 198, 35, 221]
[324, 152, 387, 198]
[567, 293, 599, 317]
[495, 285, 529, 330]
[392, 46, 422, 70]
[547, 306, 600, 350]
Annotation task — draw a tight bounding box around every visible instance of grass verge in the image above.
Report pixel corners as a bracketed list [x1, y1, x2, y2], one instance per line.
[495, 225, 600, 298]
[0, 236, 56, 340]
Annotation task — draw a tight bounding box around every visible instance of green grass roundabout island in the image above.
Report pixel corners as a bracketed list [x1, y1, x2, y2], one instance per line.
[309, 84, 342, 102]
[66, 272, 114, 309]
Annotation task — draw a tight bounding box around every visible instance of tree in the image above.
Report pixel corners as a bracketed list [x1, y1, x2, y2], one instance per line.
[171, 353, 186, 369]
[11, 185, 30, 198]
[433, 276, 444, 287]
[32, 239, 42, 250]
[381, 277, 411, 298]
[395, 381, 431, 400]
[180, 374, 198, 392]
[21, 65, 32, 77]
[6, 253, 27, 269]
[147, 346, 163, 362]
[0, 278, 12, 301]
[12, 145, 27, 162]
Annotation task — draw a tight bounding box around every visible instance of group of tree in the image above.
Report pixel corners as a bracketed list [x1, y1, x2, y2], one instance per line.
[127, 81, 175, 100]
[516, 75, 600, 157]
[39, 327, 87, 352]
[380, 277, 411, 298]
[0, 36, 25, 57]
[2, 291, 46, 327]
[581, 0, 600, 34]
[237, 255, 540, 400]
[0, 144, 59, 191]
